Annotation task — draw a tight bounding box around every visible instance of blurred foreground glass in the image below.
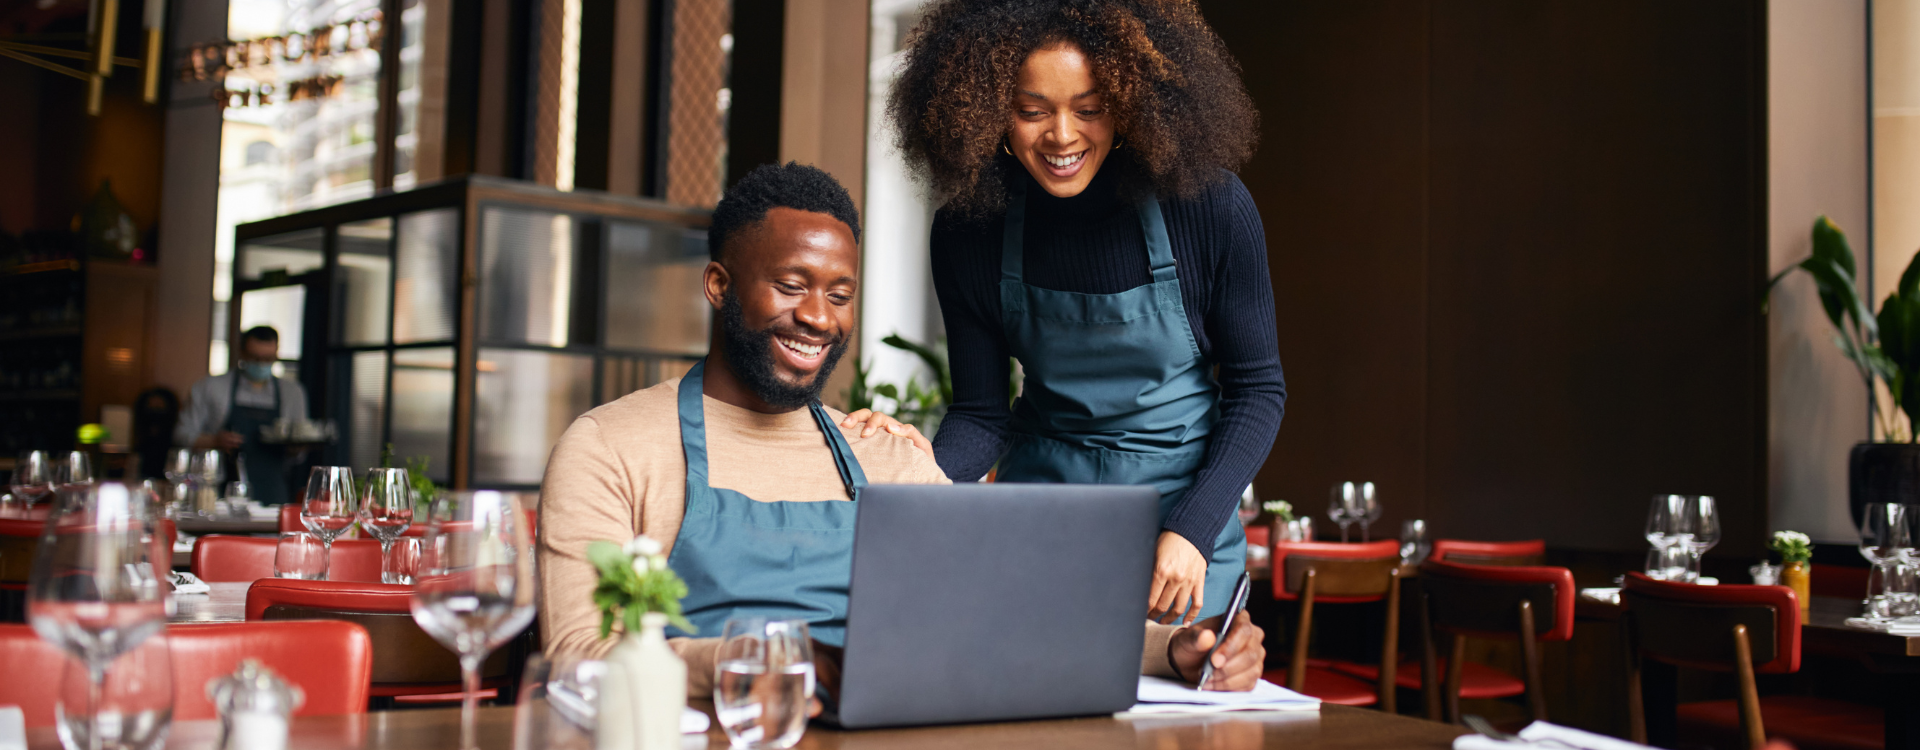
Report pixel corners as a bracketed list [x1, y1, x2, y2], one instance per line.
[274, 532, 330, 580]
[382, 537, 423, 586]
[715, 617, 814, 750]
[1400, 519, 1430, 565]
[56, 632, 173, 750]
[28, 483, 171, 750]
[511, 652, 596, 750]
[301, 467, 359, 552]
[1861, 503, 1909, 619]
[412, 490, 538, 750]
[12, 450, 54, 503]
[1645, 544, 1696, 583]
[359, 468, 416, 583]
[57, 451, 93, 488]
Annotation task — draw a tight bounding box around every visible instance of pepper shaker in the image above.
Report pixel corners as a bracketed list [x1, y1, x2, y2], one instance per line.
[206, 659, 304, 750]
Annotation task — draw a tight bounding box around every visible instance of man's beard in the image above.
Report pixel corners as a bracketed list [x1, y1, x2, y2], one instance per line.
[719, 289, 850, 409]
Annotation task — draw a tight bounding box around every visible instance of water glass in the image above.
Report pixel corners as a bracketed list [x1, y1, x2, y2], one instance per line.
[1400, 519, 1430, 565]
[383, 537, 424, 585]
[715, 617, 814, 750]
[1645, 544, 1696, 582]
[274, 532, 330, 580]
[55, 632, 173, 750]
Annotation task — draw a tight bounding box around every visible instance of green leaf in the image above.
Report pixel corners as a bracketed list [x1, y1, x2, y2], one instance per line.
[872, 383, 900, 401]
[882, 333, 953, 404]
[587, 541, 627, 576]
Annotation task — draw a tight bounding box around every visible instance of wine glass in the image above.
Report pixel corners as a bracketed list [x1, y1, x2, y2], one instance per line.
[186, 451, 224, 518]
[1356, 481, 1382, 542]
[301, 467, 359, 552]
[1646, 494, 1686, 551]
[10, 450, 54, 504]
[411, 490, 538, 750]
[57, 451, 94, 488]
[1400, 519, 1430, 565]
[55, 631, 173, 750]
[715, 617, 815, 750]
[1327, 482, 1356, 543]
[1683, 496, 1721, 581]
[28, 482, 170, 750]
[1861, 502, 1909, 619]
[359, 468, 416, 584]
[162, 448, 194, 514]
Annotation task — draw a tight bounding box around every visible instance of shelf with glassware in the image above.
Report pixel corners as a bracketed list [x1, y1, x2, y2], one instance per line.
[0, 256, 159, 459]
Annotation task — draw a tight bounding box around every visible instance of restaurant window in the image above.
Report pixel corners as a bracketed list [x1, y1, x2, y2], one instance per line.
[211, 0, 443, 376]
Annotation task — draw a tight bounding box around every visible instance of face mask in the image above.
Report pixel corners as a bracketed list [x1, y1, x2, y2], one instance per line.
[240, 362, 274, 382]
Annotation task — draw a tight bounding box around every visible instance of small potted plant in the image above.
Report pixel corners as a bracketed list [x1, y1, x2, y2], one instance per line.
[588, 536, 695, 750]
[1769, 530, 1813, 613]
[1264, 500, 1310, 542]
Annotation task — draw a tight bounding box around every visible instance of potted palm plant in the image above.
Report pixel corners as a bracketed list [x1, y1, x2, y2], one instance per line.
[1769, 217, 1920, 527]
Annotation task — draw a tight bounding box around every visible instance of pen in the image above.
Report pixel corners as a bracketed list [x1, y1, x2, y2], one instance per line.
[1196, 570, 1252, 690]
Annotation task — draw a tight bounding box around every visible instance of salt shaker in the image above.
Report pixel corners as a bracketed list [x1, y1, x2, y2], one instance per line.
[206, 659, 304, 750]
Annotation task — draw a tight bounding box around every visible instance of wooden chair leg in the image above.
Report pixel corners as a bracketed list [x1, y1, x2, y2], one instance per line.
[1625, 613, 1646, 745]
[1289, 568, 1316, 693]
[1445, 633, 1465, 724]
[1517, 599, 1546, 721]
[1733, 624, 1765, 750]
[1379, 568, 1401, 713]
[1419, 588, 1441, 721]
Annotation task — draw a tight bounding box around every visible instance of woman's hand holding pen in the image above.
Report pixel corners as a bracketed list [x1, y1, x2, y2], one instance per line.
[1168, 610, 1264, 691]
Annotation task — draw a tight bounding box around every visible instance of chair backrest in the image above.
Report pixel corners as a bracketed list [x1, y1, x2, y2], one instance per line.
[1419, 559, 1576, 642]
[1620, 571, 1800, 674]
[1272, 540, 1401, 601]
[193, 536, 386, 583]
[0, 621, 372, 727]
[1244, 523, 1270, 549]
[245, 578, 510, 684]
[0, 518, 41, 587]
[1430, 539, 1546, 566]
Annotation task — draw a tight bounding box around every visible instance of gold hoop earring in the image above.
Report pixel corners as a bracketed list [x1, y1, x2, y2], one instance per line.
[1113, 137, 1125, 150]
[1003, 138, 1013, 156]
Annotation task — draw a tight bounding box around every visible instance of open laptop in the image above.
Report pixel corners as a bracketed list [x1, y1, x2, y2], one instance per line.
[828, 483, 1160, 729]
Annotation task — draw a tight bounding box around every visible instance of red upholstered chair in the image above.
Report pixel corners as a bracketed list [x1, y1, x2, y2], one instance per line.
[1244, 523, 1269, 549]
[1402, 559, 1576, 723]
[1622, 572, 1882, 750]
[246, 578, 512, 705]
[1430, 539, 1546, 566]
[192, 535, 386, 582]
[0, 518, 41, 621]
[0, 621, 372, 726]
[1259, 539, 1403, 709]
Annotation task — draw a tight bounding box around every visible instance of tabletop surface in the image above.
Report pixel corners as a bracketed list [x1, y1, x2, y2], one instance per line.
[169, 581, 251, 623]
[1577, 589, 1920, 658]
[26, 703, 1469, 750]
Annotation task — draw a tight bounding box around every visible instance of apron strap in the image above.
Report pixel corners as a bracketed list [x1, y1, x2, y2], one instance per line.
[1000, 178, 1028, 284]
[809, 403, 869, 499]
[678, 360, 714, 490]
[223, 371, 283, 429]
[1138, 195, 1177, 284]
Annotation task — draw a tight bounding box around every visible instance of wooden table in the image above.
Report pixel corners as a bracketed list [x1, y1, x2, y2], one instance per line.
[169, 581, 251, 623]
[26, 703, 1468, 749]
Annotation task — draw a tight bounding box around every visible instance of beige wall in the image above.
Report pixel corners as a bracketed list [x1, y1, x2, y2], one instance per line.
[1770, 0, 1872, 543]
[153, 1, 229, 399]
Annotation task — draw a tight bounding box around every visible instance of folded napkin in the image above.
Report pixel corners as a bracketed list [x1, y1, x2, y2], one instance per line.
[169, 571, 210, 595]
[1452, 720, 1652, 750]
[1117, 676, 1320, 716]
[1844, 617, 1920, 635]
[1579, 588, 1621, 606]
[0, 706, 23, 750]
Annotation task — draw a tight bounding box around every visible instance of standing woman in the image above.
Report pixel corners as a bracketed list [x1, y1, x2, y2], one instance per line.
[888, 0, 1285, 623]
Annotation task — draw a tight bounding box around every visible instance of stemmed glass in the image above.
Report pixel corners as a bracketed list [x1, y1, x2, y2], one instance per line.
[715, 617, 816, 750]
[162, 449, 193, 513]
[1328, 482, 1357, 542]
[359, 468, 416, 584]
[187, 451, 224, 518]
[1860, 502, 1909, 620]
[57, 451, 94, 488]
[301, 467, 359, 555]
[1683, 496, 1721, 581]
[1400, 519, 1430, 565]
[1356, 482, 1382, 542]
[28, 482, 171, 750]
[411, 490, 537, 750]
[11, 450, 55, 505]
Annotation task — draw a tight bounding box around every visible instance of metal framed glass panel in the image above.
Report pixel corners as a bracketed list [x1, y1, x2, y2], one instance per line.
[478, 206, 577, 347]
[394, 208, 461, 344]
[239, 228, 327, 281]
[336, 218, 393, 346]
[391, 347, 455, 484]
[472, 348, 595, 486]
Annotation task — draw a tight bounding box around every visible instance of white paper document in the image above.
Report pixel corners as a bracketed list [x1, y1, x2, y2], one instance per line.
[1117, 676, 1321, 715]
[1452, 720, 1653, 750]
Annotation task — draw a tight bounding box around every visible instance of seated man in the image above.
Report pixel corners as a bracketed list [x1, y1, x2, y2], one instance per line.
[538, 162, 1263, 698]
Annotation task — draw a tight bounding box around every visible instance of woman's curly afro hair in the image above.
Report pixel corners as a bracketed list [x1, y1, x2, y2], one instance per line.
[887, 0, 1258, 217]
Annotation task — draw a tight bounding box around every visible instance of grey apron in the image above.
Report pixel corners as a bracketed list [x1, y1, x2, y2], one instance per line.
[224, 374, 289, 506]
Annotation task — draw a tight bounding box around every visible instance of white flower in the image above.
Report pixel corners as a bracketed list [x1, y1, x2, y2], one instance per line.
[1262, 500, 1292, 515]
[632, 556, 650, 575]
[625, 536, 663, 557]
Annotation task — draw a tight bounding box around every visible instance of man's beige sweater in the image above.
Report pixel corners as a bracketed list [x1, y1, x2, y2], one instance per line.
[537, 377, 1179, 696]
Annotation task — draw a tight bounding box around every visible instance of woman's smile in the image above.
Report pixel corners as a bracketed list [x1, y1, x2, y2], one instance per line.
[1040, 150, 1088, 177]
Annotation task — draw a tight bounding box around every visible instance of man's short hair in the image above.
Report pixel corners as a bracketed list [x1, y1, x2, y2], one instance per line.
[708, 162, 862, 262]
[241, 326, 279, 345]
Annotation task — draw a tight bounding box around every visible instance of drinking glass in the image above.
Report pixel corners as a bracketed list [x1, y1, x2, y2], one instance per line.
[12, 450, 55, 504]
[412, 490, 538, 750]
[57, 451, 94, 488]
[1327, 482, 1356, 543]
[382, 537, 424, 586]
[715, 617, 814, 750]
[301, 467, 359, 552]
[1645, 494, 1686, 550]
[1645, 544, 1695, 582]
[1861, 503, 1909, 619]
[274, 532, 330, 580]
[55, 631, 173, 750]
[359, 468, 416, 584]
[1683, 496, 1721, 581]
[1238, 484, 1259, 526]
[1400, 519, 1430, 565]
[27, 482, 170, 750]
[186, 451, 224, 518]
[1356, 482, 1382, 542]
[162, 449, 192, 488]
[510, 652, 596, 750]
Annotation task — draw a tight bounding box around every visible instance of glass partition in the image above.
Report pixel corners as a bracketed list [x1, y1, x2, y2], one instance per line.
[395, 209, 460, 343]
[392, 347, 455, 484]
[605, 221, 709, 354]
[473, 349, 595, 486]
[336, 218, 392, 347]
[239, 228, 326, 281]
[479, 207, 578, 347]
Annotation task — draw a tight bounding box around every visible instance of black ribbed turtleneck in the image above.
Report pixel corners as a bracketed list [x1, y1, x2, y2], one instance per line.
[927, 167, 1287, 552]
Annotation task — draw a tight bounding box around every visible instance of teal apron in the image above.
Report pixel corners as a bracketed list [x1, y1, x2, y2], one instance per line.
[995, 178, 1247, 621]
[225, 374, 290, 506]
[664, 360, 866, 646]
